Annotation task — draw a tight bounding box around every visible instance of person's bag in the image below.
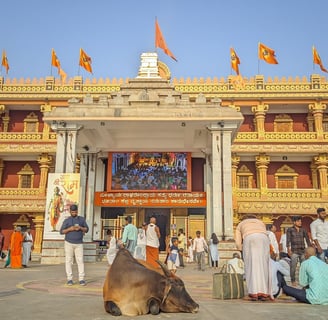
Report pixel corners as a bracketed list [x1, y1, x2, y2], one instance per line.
[212, 264, 244, 299]
[0, 250, 6, 259]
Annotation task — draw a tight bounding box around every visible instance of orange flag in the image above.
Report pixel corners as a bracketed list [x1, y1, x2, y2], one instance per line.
[312, 46, 328, 73]
[79, 48, 93, 73]
[155, 19, 177, 62]
[258, 42, 278, 64]
[51, 49, 61, 73]
[59, 68, 67, 84]
[230, 48, 240, 75]
[1, 50, 9, 74]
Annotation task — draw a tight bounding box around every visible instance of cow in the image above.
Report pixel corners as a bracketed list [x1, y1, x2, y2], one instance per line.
[103, 248, 199, 316]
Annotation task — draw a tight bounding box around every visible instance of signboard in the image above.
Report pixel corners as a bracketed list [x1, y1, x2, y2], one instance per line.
[95, 191, 206, 207]
[43, 173, 80, 240]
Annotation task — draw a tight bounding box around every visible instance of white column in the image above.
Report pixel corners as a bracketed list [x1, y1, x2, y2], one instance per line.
[222, 130, 234, 239]
[79, 153, 97, 242]
[51, 122, 82, 173]
[211, 131, 223, 238]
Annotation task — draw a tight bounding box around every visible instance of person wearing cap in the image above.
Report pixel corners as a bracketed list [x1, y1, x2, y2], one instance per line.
[60, 204, 89, 286]
[121, 216, 138, 255]
[286, 215, 311, 287]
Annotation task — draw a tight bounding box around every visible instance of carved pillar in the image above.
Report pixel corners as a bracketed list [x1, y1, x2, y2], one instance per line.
[231, 153, 240, 190]
[310, 161, 318, 189]
[309, 102, 327, 140]
[51, 122, 82, 173]
[40, 104, 52, 139]
[255, 153, 270, 192]
[0, 158, 4, 186]
[32, 214, 44, 254]
[252, 103, 269, 140]
[2, 110, 10, 132]
[314, 153, 328, 194]
[38, 153, 53, 196]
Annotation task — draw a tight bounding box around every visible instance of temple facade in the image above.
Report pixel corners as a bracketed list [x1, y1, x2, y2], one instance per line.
[0, 53, 327, 261]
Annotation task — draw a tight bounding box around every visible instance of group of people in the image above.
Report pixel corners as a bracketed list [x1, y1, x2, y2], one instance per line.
[235, 208, 328, 305]
[105, 215, 161, 269]
[0, 226, 34, 269]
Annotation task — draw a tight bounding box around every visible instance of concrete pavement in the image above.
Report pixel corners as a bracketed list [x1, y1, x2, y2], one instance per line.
[0, 259, 327, 320]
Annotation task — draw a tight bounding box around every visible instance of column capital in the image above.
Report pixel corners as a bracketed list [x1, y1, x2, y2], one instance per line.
[308, 101, 327, 112]
[255, 153, 270, 167]
[314, 153, 328, 167]
[251, 103, 269, 114]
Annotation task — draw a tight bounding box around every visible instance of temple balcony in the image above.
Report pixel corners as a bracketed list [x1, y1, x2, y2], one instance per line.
[234, 188, 326, 216]
[0, 188, 46, 213]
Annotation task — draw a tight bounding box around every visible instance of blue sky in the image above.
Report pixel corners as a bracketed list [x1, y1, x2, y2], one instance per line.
[1, 0, 328, 80]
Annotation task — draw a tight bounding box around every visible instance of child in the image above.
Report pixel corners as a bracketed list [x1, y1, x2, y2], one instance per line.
[167, 237, 179, 273]
[186, 236, 194, 263]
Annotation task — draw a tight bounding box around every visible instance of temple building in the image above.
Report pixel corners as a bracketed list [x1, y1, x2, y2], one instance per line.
[0, 52, 327, 262]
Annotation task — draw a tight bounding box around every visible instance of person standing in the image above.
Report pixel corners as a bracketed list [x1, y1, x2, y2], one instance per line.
[146, 216, 161, 268]
[266, 224, 279, 258]
[286, 215, 311, 286]
[282, 246, 328, 304]
[310, 207, 328, 262]
[122, 216, 138, 255]
[60, 204, 89, 286]
[167, 237, 179, 274]
[192, 231, 208, 271]
[235, 215, 272, 301]
[279, 227, 288, 254]
[22, 228, 33, 268]
[10, 226, 23, 269]
[177, 228, 186, 267]
[209, 233, 219, 269]
[106, 229, 117, 267]
[133, 223, 147, 260]
[186, 236, 194, 263]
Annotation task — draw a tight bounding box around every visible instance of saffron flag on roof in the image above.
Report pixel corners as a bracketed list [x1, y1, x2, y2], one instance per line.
[59, 68, 67, 84]
[79, 48, 93, 73]
[1, 50, 9, 74]
[258, 42, 278, 64]
[155, 19, 177, 62]
[230, 48, 240, 75]
[312, 46, 328, 73]
[51, 49, 61, 73]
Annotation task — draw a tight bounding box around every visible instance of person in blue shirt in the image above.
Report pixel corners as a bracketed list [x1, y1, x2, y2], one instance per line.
[122, 216, 138, 255]
[167, 237, 179, 273]
[282, 246, 328, 304]
[60, 204, 89, 286]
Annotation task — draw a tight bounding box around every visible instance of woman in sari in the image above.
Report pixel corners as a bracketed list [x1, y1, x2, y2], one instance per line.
[10, 226, 23, 269]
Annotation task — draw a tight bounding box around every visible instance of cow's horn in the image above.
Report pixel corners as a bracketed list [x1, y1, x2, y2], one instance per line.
[156, 260, 172, 277]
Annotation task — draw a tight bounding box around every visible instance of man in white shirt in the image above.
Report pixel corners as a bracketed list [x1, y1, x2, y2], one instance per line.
[267, 224, 279, 258]
[310, 208, 328, 262]
[227, 252, 245, 275]
[192, 231, 208, 271]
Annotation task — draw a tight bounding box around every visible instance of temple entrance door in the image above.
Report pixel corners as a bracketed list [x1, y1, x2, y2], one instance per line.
[145, 208, 170, 251]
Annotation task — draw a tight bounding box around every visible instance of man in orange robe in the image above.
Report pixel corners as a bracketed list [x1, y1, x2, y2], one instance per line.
[10, 226, 23, 268]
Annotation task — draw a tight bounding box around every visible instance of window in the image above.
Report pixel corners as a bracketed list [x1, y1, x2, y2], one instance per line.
[274, 114, 293, 132]
[237, 165, 253, 189]
[274, 164, 298, 189]
[17, 163, 34, 188]
[24, 112, 39, 132]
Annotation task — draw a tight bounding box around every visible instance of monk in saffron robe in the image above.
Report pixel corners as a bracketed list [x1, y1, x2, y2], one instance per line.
[10, 226, 23, 268]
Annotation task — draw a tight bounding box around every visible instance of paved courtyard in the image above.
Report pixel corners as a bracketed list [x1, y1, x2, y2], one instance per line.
[0, 260, 327, 320]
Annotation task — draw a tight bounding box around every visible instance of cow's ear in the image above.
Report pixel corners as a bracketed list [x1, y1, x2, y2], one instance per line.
[156, 260, 172, 277]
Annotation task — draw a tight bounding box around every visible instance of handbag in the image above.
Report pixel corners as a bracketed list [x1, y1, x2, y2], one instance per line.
[0, 250, 6, 259]
[212, 264, 245, 299]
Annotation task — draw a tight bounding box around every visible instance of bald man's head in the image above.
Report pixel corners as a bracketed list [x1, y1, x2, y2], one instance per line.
[304, 246, 316, 259]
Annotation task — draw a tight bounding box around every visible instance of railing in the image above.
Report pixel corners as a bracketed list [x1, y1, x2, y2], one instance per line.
[0, 132, 57, 141]
[236, 188, 322, 200]
[235, 131, 319, 142]
[0, 188, 43, 197]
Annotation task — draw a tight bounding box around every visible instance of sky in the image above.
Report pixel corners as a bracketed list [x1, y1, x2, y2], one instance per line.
[1, 0, 328, 81]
